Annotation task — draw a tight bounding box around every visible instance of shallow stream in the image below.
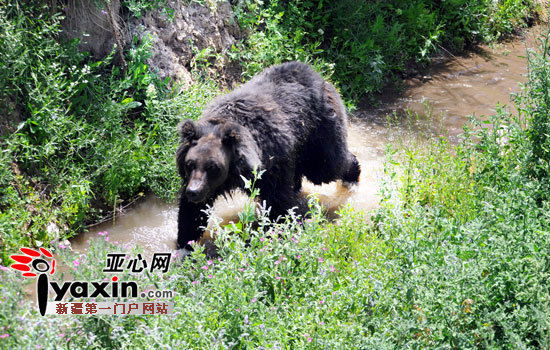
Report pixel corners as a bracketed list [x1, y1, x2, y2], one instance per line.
[71, 27, 540, 255]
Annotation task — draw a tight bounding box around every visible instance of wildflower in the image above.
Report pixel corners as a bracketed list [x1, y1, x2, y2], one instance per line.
[320, 321, 325, 325]
[104, 237, 109, 242]
[207, 274, 213, 279]
[251, 298, 256, 303]
[318, 257, 324, 263]
[0, 334, 8, 339]
[276, 276, 281, 280]
[297, 255, 301, 259]
[238, 268, 245, 272]
[274, 260, 280, 265]
[114, 241, 119, 245]
[201, 265, 208, 270]
[236, 308, 240, 312]
[321, 247, 327, 251]
[207, 260, 213, 265]
[58, 243, 67, 249]
[73, 260, 80, 268]
[307, 337, 312, 343]
[187, 240, 195, 245]
[291, 236, 298, 243]
[329, 266, 335, 272]
[260, 237, 265, 242]
[0, 266, 8, 271]
[101, 10, 106, 15]
[319, 300, 324, 305]
[191, 281, 198, 285]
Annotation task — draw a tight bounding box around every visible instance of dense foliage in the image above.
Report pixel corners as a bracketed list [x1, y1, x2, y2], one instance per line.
[232, 0, 540, 99]
[0, 1, 219, 262]
[0, 0, 541, 261]
[1, 0, 549, 348]
[2, 42, 550, 346]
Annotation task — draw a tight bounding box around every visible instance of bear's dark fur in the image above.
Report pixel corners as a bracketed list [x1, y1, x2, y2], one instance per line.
[176, 61, 360, 250]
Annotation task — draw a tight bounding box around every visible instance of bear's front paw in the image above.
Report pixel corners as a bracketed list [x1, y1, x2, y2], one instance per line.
[173, 248, 192, 261]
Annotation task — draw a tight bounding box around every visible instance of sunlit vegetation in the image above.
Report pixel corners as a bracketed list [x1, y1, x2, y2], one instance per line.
[1, 0, 548, 348]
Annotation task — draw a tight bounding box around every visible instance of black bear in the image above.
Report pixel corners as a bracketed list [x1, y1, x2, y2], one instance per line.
[176, 61, 360, 250]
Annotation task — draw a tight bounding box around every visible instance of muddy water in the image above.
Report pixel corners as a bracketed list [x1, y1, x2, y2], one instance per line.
[72, 27, 541, 255]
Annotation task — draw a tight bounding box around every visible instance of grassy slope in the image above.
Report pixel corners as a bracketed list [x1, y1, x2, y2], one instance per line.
[0, 1, 549, 348]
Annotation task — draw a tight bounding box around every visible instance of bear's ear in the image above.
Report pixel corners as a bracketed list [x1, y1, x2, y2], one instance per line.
[179, 120, 197, 143]
[220, 122, 241, 146]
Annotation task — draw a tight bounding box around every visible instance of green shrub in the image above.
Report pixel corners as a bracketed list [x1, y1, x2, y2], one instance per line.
[0, 1, 219, 262]
[0, 190, 393, 348]
[368, 33, 550, 348]
[520, 32, 550, 184]
[231, 0, 538, 100]
[1, 2, 549, 347]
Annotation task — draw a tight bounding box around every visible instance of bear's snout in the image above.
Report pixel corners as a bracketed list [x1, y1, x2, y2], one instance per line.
[186, 174, 208, 203]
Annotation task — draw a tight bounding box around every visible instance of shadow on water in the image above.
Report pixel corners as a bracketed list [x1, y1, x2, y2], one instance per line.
[71, 27, 541, 255]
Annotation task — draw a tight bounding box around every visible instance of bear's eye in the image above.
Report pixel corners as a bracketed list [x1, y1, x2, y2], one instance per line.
[206, 163, 220, 174]
[185, 160, 196, 170]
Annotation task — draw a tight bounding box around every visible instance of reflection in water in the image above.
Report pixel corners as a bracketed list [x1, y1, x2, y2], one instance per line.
[72, 27, 540, 255]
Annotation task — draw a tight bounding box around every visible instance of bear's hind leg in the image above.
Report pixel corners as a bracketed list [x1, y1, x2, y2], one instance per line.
[341, 153, 361, 184]
[259, 181, 309, 220]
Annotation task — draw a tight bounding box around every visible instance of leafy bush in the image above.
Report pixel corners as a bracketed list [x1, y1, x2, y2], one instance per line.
[1, 2, 549, 347]
[520, 33, 550, 184]
[0, 193, 393, 348]
[368, 35, 550, 347]
[0, 1, 218, 262]
[231, 0, 538, 100]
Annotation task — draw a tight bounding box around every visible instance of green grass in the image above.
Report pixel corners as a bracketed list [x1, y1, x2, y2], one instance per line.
[0, 0, 542, 262]
[2, 32, 550, 348]
[231, 0, 540, 101]
[1, 1, 549, 348]
[0, 1, 218, 262]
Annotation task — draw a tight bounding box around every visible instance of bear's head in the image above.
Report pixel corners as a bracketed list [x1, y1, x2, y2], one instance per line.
[176, 119, 243, 203]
